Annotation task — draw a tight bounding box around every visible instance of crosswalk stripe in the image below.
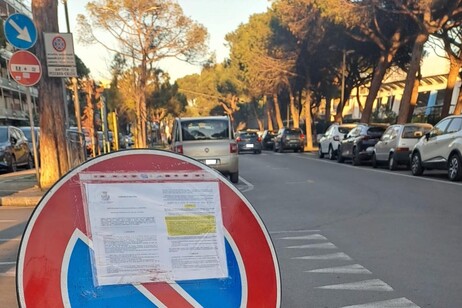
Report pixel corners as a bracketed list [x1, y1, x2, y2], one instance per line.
[316, 279, 393, 291]
[307, 264, 372, 274]
[292, 252, 352, 260]
[341, 297, 420, 308]
[280, 234, 327, 240]
[287, 242, 337, 249]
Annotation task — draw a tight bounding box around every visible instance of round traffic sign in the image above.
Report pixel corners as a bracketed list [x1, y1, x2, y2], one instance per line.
[17, 150, 281, 307]
[8, 51, 42, 87]
[52, 35, 66, 52]
[4, 13, 37, 50]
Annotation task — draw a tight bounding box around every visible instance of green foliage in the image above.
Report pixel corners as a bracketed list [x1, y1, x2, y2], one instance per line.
[75, 55, 90, 78]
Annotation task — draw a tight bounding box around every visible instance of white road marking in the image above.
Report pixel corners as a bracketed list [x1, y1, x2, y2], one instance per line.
[287, 242, 337, 249]
[316, 279, 393, 291]
[297, 155, 462, 186]
[293, 252, 352, 261]
[307, 264, 372, 274]
[238, 176, 254, 192]
[270, 230, 320, 234]
[0, 262, 16, 265]
[0, 238, 21, 242]
[0, 268, 16, 277]
[280, 234, 327, 240]
[341, 297, 420, 308]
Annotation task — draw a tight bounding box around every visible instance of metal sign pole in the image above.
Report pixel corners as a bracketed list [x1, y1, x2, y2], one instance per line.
[26, 86, 40, 187]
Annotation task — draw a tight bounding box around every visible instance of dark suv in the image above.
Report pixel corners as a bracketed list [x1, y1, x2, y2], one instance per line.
[273, 128, 305, 153]
[337, 124, 387, 165]
[0, 126, 33, 172]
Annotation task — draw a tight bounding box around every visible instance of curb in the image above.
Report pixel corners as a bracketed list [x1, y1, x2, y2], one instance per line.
[0, 195, 42, 207]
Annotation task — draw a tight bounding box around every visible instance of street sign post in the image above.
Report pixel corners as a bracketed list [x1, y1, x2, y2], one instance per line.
[4, 13, 37, 50]
[17, 150, 281, 307]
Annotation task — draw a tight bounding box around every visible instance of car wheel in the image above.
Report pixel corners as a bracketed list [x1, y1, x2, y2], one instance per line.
[27, 154, 34, 169]
[328, 145, 335, 160]
[372, 153, 378, 168]
[318, 146, 324, 158]
[230, 171, 239, 184]
[352, 147, 361, 166]
[448, 153, 462, 181]
[388, 153, 398, 171]
[336, 146, 344, 163]
[9, 156, 17, 172]
[411, 152, 424, 176]
[299, 147, 304, 153]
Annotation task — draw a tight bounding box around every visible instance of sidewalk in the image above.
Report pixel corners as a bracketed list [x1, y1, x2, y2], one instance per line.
[0, 186, 45, 207]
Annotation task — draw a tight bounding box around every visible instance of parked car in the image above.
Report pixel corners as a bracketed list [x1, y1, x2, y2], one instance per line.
[318, 123, 357, 160]
[235, 131, 262, 154]
[273, 128, 305, 153]
[337, 124, 387, 165]
[170, 116, 239, 183]
[70, 127, 93, 156]
[0, 126, 33, 172]
[372, 123, 433, 170]
[19, 126, 40, 164]
[261, 130, 278, 150]
[411, 115, 462, 181]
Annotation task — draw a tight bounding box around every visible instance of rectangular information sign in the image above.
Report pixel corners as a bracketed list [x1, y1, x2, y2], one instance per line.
[81, 172, 228, 286]
[44, 32, 77, 77]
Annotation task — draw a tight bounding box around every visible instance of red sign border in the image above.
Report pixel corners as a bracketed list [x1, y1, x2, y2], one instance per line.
[17, 150, 281, 307]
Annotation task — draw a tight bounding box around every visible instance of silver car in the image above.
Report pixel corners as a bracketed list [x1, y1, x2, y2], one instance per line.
[372, 123, 433, 170]
[318, 123, 357, 160]
[411, 115, 462, 181]
[170, 116, 239, 183]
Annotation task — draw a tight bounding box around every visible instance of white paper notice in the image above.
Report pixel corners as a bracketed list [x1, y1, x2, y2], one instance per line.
[84, 181, 228, 286]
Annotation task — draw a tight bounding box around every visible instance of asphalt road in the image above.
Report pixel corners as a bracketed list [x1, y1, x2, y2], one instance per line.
[238, 150, 462, 308]
[1, 152, 461, 307]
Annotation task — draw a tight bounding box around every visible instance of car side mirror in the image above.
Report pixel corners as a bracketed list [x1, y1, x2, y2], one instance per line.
[344, 134, 348, 139]
[10, 137, 17, 145]
[425, 132, 430, 141]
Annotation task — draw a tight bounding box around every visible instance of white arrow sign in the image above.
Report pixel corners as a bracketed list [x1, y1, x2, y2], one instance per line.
[8, 19, 32, 42]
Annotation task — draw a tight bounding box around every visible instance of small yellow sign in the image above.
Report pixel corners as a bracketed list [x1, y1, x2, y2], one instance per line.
[165, 215, 216, 236]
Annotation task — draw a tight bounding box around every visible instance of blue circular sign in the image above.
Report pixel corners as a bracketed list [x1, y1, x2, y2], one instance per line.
[4, 13, 37, 50]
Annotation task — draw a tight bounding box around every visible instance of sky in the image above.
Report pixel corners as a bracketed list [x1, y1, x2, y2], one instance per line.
[56, 0, 269, 82]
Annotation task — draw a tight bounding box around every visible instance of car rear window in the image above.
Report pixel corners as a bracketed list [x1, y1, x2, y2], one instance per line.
[238, 132, 258, 138]
[0, 127, 7, 142]
[181, 119, 229, 141]
[366, 127, 386, 137]
[338, 126, 353, 134]
[402, 125, 432, 139]
[285, 129, 302, 136]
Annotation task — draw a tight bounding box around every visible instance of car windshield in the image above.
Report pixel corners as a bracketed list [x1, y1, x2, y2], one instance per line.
[402, 125, 432, 139]
[181, 119, 229, 141]
[0, 127, 7, 143]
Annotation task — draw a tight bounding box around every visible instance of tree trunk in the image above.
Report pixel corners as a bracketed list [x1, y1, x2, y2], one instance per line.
[265, 95, 274, 130]
[304, 89, 314, 150]
[289, 89, 299, 128]
[454, 83, 462, 115]
[397, 34, 427, 124]
[273, 94, 284, 129]
[325, 95, 331, 124]
[407, 73, 421, 123]
[32, 0, 69, 188]
[361, 31, 402, 123]
[441, 60, 461, 117]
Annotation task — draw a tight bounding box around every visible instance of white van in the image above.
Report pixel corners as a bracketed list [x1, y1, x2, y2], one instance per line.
[170, 116, 239, 183]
